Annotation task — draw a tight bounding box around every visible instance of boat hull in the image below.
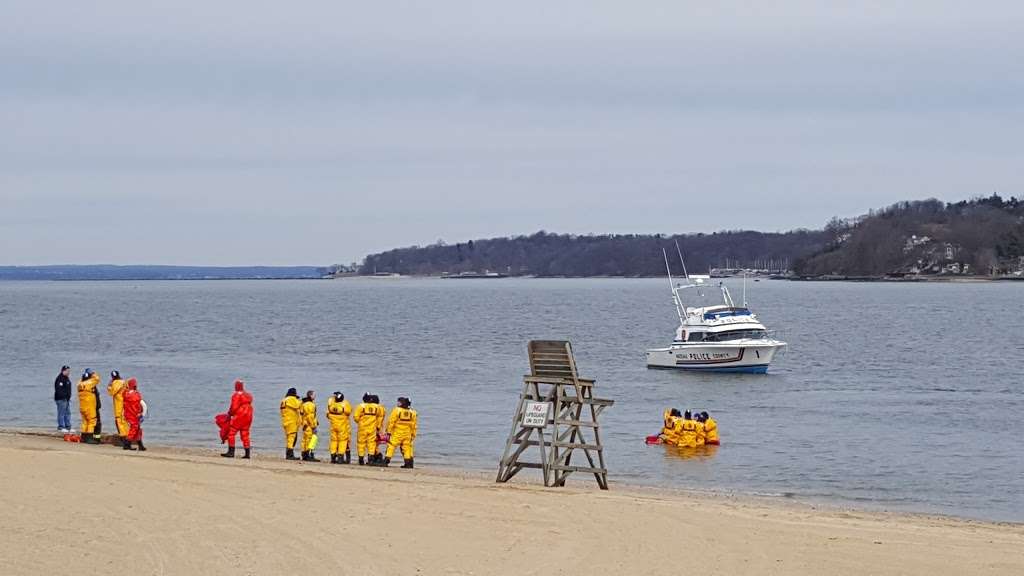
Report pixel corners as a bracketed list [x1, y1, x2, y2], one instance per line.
[645, 342, 784, 373]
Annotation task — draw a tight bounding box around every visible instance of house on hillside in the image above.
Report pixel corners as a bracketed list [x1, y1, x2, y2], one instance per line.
[944, 243, 958, 260]
[903, 235, 932, 253]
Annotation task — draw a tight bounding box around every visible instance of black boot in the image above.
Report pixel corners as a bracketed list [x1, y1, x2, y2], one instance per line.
[358, 456, 365, 465]
[137, 441, 146, 452]
[221, 446, 235, 458]
[308, 452, 321, 462]
[300, 451, 309, 461]
[382, 457, 391, 467]
[330, 454, 337, 464]
[242, 448, 251, 459]
[122, 439, 135, 451]
[345, 451, 351, 464]
[402, 458, 414, 469]
[286, 449, 298, 460]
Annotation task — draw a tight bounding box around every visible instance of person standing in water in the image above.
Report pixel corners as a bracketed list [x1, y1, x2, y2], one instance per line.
[659, 408, 681, 446]
[694, 412, 706, 447]
[54, 365, 72, 433]
[279, 388, 302, 460]
[701, 411, 720, 445]
[107, 370, 129, 440]
[675, 410, 698, 448]
[122, 378, 146, 451]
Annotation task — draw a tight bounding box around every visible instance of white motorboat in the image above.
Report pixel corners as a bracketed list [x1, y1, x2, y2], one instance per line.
[646, 248, 786, 374]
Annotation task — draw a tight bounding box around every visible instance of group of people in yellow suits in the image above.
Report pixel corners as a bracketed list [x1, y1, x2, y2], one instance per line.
[658, 409, 719, 448]
[64, 367, 146, 450]
[279, 389, 418, 468]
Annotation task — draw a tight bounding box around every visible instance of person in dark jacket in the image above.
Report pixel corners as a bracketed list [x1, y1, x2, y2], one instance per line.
[93, 374, 103, 437]
[54, 365, 72, 432]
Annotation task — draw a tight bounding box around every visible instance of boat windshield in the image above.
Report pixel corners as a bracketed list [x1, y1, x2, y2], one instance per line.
[702, 308, 752, 321]
[689, 329, 767, 342]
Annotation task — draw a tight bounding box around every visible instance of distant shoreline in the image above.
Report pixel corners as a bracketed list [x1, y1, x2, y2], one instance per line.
[0, 264, 328, 282]
[3, 273, 1023, 283]
[786, 275, 1024, 283]
[0, 277, 329, 282]
[333, 274, 1024, 282]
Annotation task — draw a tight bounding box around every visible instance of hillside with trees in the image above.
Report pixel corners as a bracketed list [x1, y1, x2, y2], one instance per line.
[358, 195, 1024, 279]
[360, 230, 829, 277]
[793, 195, 1024, 277]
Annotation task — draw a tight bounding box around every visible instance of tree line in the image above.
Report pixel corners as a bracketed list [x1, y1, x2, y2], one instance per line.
[358, 195, 1024, 278]
[359, 230, 829, 277]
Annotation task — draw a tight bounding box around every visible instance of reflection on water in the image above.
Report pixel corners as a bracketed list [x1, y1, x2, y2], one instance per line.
[1, 278, 1022, 521]
[664, 444, 720, 461]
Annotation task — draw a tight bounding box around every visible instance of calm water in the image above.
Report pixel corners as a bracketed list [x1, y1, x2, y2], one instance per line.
[1, 279, 1022, 521]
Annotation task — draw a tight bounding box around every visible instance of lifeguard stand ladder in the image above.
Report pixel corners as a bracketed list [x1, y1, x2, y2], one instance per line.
[496, 340, 614, 489]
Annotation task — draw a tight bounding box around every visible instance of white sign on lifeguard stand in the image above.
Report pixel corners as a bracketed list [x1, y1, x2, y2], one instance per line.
[522, 402, 551, 427]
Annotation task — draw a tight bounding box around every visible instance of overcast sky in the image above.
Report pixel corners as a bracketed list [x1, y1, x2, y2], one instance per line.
[2, 2, 1021, 265]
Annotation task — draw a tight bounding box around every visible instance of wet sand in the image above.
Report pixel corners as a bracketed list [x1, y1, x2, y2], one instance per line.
[1, 431, 1021, 576]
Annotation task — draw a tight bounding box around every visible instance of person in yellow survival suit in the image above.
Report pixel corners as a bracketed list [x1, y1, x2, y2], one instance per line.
[383, 397, 418, 469]
[77, 369, 101, 443]
[371, 394, 387, 464]
[659, 408, 681, 445]
[354, 393, 383, 466]
[300, 390, 320, 462]
[279, 387, 302, 460]
[107, 370, 129, 439]
[675, 410, 698, 448]
[694, 412, 706, 447]
[701, 411, 720, 445]
[326, 391, 352, 465]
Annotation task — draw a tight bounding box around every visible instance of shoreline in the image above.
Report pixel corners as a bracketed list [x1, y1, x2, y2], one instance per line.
[3, 431, 1022, 575]
[3, 273, 1024, 282]
[7, 427, 1019, 526]
[786, 275, 1024, 283]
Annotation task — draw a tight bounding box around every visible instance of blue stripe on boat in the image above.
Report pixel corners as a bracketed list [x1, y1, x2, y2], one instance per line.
[649, 364, 769, 374]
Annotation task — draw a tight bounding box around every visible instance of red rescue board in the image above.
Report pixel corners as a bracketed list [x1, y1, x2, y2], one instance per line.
[215, 413, 230, 443]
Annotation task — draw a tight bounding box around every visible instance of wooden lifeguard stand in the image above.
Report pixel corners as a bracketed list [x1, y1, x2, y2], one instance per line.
[496, 340, 614, 489]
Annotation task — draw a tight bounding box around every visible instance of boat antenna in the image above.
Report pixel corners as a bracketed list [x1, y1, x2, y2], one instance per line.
[674, 239, 689, 280]
[742, 269, 747, 307]
[663, 248, 685, 325]
[662, 248, 673, 287]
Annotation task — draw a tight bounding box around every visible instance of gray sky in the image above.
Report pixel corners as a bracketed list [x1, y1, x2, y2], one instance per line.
[2, 1, 1022, 265]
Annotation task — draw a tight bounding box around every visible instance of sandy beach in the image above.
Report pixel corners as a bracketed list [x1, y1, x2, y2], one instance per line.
[1, 431, 1021, 576]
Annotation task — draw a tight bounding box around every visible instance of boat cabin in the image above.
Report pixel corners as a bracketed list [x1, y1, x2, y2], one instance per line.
[674, 304, 769, 344]
[677, 327, 769, 343]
